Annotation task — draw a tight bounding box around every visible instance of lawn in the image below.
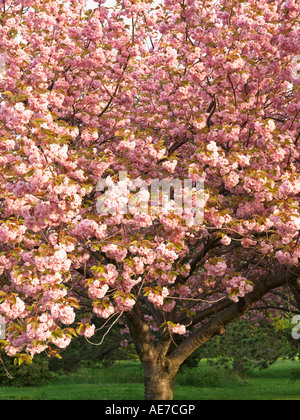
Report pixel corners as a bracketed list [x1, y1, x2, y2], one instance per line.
[0, 360, 299, 400]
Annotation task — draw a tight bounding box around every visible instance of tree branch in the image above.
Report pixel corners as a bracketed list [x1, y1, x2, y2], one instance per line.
[124, 301, 157, 364]
[169, 267, 300, 368]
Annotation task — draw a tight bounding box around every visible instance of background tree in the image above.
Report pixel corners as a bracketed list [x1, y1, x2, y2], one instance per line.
[0, 352, 51, 387]
[0, 0, 299, 400]
[48, 316, 135, 373]
[192, 318, 298, 376]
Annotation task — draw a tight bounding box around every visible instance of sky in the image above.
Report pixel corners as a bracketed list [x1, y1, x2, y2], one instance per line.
[87, 0, 118, 8]
[87, 0, 161, 10]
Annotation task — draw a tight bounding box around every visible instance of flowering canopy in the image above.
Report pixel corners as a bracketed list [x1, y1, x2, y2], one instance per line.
[0, 0, 299, 374]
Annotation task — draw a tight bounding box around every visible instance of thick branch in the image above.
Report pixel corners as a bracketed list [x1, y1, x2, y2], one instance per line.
[177, 296, 233, 326]
[176, 235, 221, 286]
[169, 267, 300, 368]
[124, 302, 157, 364]
[289, 282, 300, 311]
[95, 340, 133, 361]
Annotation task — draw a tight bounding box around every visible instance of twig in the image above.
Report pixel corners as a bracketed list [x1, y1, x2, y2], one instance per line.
[85, 311, 124, 346]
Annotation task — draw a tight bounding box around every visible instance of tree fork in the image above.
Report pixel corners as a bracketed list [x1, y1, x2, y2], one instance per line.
[125, 303, 178, 400]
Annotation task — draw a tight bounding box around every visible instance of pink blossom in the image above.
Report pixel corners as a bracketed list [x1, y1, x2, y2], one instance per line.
[0, 297, 26, 320]
[147, 287, 169, 306]
[0, 0, 299, 367]
[168, 323, 186, 335]
[50, 304, 75, 325]
[225, 276, 254, 302]
[93, 301, 115, 319]
[78, 324, 96, 338]
[51, 334, 72, 349]
[241, 238, 257, 248]
[221, 235, 231, 246]
[88, 282, 109, 300]
[114, 295, 136, 312]
[204, 260, 227, 277]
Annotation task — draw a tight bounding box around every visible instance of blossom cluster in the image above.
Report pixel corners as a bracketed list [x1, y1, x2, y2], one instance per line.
[0, 0, 299, 361]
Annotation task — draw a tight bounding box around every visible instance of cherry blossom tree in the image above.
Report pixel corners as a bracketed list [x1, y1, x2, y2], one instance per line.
[0, 0, 300, 400]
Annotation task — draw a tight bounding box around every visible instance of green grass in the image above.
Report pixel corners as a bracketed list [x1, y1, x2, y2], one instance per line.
[0, 360, 299, 400]
[175, 360, 300, 400]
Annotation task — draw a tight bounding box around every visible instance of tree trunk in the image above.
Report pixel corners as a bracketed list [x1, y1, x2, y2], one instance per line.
[125, 305, 178, 400]
[143, 360, 177, 400]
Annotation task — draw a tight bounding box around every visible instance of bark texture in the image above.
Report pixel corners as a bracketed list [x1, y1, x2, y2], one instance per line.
[143, 359, 177, 400]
